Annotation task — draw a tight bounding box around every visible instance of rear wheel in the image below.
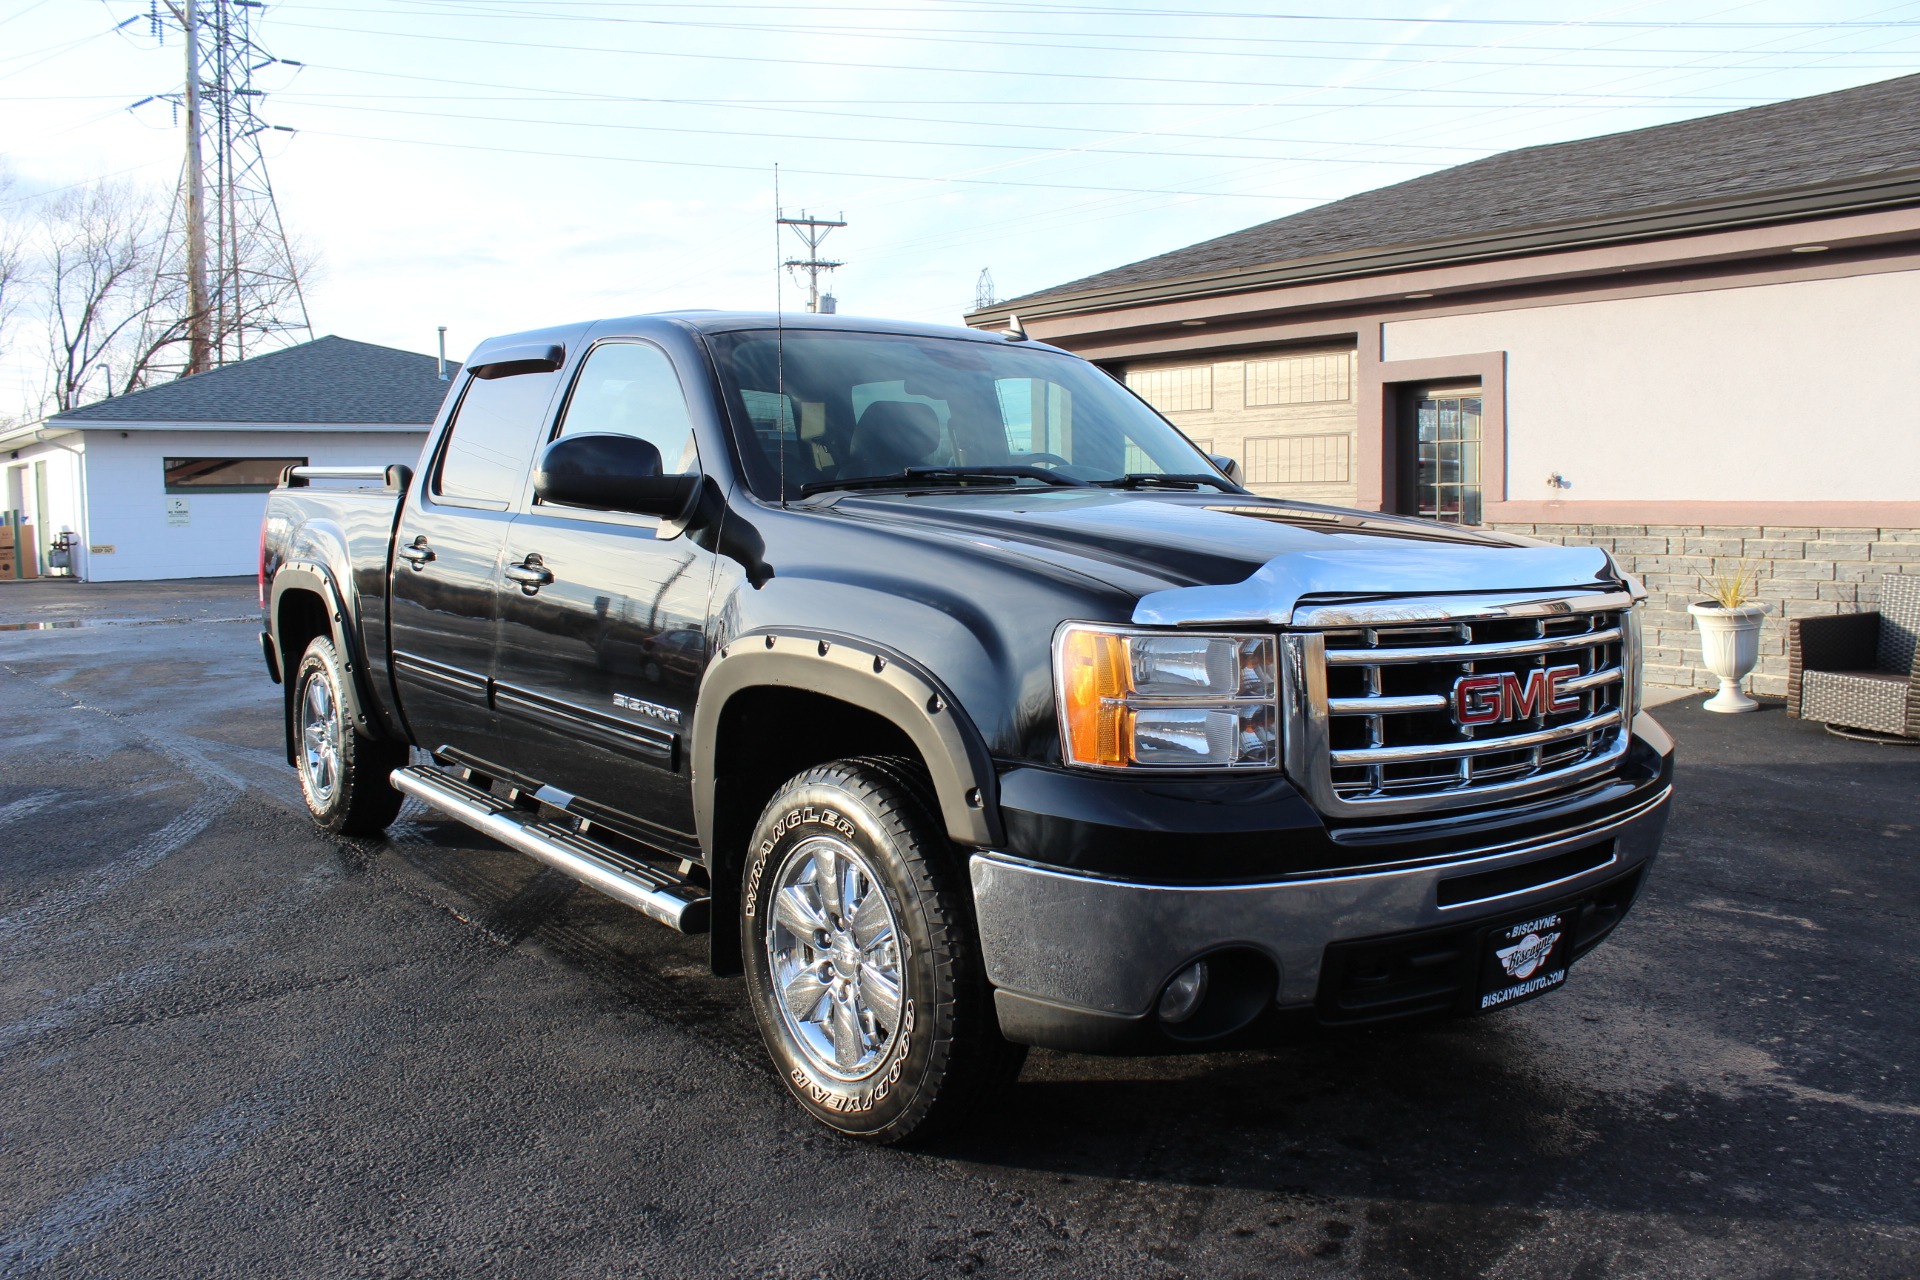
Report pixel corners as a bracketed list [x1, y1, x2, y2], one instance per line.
[293, 635, 407, 836]
[741, 757, 1023, 1144]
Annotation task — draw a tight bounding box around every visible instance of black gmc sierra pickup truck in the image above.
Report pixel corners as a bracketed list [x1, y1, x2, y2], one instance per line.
[259, 311, 1673, 1143]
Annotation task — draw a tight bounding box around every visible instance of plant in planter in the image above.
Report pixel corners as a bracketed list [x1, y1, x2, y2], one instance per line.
[1688, 564, 1769, 713]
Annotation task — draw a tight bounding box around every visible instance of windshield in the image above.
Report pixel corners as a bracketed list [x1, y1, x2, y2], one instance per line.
[708, 328, 1223, 500]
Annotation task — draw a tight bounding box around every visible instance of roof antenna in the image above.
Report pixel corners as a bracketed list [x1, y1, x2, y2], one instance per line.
[1001, 313, 1029, 341]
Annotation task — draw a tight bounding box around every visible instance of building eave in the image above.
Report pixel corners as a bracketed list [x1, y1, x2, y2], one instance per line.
[966, 166, 1920, 328]
[57, 420, 434, 433]
[0, 421, 74, 453]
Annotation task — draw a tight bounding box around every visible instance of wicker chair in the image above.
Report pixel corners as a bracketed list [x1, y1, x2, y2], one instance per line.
[1787, 573, 1920, 739]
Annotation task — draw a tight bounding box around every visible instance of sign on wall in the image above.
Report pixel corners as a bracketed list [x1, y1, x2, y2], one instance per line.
[165, 497, 191, 527]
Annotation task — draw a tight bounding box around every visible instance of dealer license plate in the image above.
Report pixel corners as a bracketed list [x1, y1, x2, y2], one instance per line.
[1476, 909, 1573, 1011]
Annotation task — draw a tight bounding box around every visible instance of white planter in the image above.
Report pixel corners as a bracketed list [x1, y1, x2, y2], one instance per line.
[1687, 601, 1770, 713]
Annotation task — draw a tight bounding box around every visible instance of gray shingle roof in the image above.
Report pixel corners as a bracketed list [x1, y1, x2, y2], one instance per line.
[53, 336, 458, 424]
[1000, 72, 1920, 309]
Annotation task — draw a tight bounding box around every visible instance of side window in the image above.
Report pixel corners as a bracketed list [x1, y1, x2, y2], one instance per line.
[436, 370, 561, 506]
[995, 377, 1071, 457]
[555, 342, 699, 475]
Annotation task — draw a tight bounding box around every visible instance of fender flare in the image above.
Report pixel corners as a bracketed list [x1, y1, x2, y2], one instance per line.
[270, 561, 390, 766]
[691, 628, 1000, 857]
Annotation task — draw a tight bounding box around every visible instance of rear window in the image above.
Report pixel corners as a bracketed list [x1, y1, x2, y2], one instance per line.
[435, 370, 561, 506]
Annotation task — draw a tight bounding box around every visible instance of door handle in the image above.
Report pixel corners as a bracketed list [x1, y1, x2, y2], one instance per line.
[398, 536, 435, 569]
[505, 553, 554, 594]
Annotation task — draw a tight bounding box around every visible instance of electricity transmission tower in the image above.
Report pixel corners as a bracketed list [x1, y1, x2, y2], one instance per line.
[974, 268, 997, 310]
[139, 0, 312, 377]
[777, 210, 845, 314]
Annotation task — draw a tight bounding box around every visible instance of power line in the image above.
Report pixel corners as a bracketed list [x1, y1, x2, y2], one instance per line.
[269, 17, 1783, 101]
[275, 93, 1500, 152]
[273, 3, 1920, 68]
[335, 0, 1920, 27]
[280, 99, 1467, 165]
[298, 127, 1325, 199]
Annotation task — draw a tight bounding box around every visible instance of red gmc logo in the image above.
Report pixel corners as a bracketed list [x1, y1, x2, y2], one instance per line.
[1452, 664, 1582, 726]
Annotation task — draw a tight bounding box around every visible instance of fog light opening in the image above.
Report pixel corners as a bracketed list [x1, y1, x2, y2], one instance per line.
[1158, 960, 1210, 1024]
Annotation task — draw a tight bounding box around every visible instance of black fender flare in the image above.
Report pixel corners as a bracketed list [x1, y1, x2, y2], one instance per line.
[270, 561, 390, 766]
[690, 628, 1001, 857]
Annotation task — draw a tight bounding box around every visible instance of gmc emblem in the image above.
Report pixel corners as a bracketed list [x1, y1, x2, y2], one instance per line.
[1453, 664, 1582, 727]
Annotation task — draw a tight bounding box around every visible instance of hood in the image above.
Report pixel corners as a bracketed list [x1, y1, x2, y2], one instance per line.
[816, 489, 1620, 624]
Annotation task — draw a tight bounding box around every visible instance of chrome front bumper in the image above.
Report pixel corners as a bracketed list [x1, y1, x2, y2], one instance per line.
[970, 782, 1669, 1041]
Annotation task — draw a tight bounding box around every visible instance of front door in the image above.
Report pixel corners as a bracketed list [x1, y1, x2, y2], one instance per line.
[389, 362, 564, 765]
[489, 339, 715, 850]
[1396, 385, 1484, 525]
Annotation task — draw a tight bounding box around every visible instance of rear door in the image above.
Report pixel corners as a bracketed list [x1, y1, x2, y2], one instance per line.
[389, 361, 564, 765]
[488, 339, 715, 848]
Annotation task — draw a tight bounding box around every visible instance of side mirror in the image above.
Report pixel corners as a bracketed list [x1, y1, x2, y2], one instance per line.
[1208, 453, 1245, 486]
[534, 433, 699, 517]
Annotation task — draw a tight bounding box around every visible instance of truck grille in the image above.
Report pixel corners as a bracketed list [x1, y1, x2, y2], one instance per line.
[1282, 595, 1634, 816]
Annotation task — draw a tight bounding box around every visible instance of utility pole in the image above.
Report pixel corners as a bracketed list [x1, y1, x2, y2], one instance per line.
[181, 0, 211, 375]
[777, 210, 845, 314]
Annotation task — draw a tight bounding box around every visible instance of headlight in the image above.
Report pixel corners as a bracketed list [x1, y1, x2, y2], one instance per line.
[1054, 624, 1278, 769]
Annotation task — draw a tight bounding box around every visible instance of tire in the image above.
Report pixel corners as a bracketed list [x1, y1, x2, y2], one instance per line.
[292, 634, 407, 836]
[741, 757, 1024, 1144]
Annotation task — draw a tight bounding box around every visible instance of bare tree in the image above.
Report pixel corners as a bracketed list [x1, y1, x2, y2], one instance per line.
[37, 181, 170, 412]
[0, 169, 26, 368]
[6, 175, 319, 416]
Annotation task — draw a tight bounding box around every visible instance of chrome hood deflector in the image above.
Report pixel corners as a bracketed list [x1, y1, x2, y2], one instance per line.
[1132, 542, 1621, 628]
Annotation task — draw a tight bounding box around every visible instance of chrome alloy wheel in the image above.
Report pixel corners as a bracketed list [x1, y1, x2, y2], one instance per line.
[765, 835, 905, 1081]
[298, 667, 343, 802]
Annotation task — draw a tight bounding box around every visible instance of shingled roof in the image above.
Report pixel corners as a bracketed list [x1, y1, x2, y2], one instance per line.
[996, 71, 1920, 312]
[52, 336, 458, 425]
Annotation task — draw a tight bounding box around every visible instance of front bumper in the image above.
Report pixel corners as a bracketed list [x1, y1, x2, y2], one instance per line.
[972, 779, 1670, 1053]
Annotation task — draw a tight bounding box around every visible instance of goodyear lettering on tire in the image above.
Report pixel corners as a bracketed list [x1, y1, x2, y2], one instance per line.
[787, 1000, 917, 1113]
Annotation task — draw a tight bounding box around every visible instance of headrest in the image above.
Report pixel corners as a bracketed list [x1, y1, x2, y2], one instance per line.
[852, 400, 942, 458]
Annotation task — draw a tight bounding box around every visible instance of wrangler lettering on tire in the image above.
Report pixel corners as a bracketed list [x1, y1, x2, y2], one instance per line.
[740, 757, 1024, 1144]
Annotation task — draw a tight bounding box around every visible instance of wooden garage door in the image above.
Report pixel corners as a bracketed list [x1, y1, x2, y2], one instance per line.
[1123, 347, 1358, 504]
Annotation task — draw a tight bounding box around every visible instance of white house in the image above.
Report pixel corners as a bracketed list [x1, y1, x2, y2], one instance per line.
[0, 337, 454, 582]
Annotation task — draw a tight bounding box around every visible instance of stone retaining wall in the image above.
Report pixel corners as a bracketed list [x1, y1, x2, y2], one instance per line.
[1487, 523, 1920, 697]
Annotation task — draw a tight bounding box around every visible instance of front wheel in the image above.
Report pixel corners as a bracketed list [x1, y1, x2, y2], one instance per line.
[292, 635, 407, 836]
[741, 758, 1023, 1144]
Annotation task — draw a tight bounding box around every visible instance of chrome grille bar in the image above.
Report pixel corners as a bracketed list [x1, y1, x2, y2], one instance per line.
[1323, 627, 1622, 665]
[1280, 591, 1635, 818]
[1331, 709, 1622, 767]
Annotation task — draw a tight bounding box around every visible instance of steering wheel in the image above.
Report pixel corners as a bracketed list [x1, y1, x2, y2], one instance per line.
[1017, 452, 1073, 468]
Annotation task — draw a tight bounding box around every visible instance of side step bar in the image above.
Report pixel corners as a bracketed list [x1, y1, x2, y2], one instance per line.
[390, 766, 710, 934]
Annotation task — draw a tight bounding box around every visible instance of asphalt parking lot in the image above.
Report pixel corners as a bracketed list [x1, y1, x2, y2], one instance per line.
[1, 577, 1916, 1279]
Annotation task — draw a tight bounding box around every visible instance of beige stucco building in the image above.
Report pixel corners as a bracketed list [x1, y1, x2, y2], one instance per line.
[968, 73, 1920, 696]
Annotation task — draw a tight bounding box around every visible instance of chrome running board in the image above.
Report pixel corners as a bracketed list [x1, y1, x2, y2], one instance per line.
[390, 766, 710, 934]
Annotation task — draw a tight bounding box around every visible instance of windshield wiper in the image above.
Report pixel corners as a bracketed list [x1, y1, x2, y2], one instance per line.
[1093, 473, 1237, 492]
[799, 465, 1090, 498]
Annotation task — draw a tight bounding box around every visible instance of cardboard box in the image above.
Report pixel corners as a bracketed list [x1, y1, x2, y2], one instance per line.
[0, 523, 36, 578]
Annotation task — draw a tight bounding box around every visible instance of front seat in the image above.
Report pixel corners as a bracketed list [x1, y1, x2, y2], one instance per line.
[844, 401, 943, 476]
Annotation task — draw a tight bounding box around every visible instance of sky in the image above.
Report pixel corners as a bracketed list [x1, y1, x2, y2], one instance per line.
[3, 0, 1920, 414]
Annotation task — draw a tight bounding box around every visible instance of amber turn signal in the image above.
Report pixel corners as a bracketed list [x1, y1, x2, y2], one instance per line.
[1059, 626, 1132, 767]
